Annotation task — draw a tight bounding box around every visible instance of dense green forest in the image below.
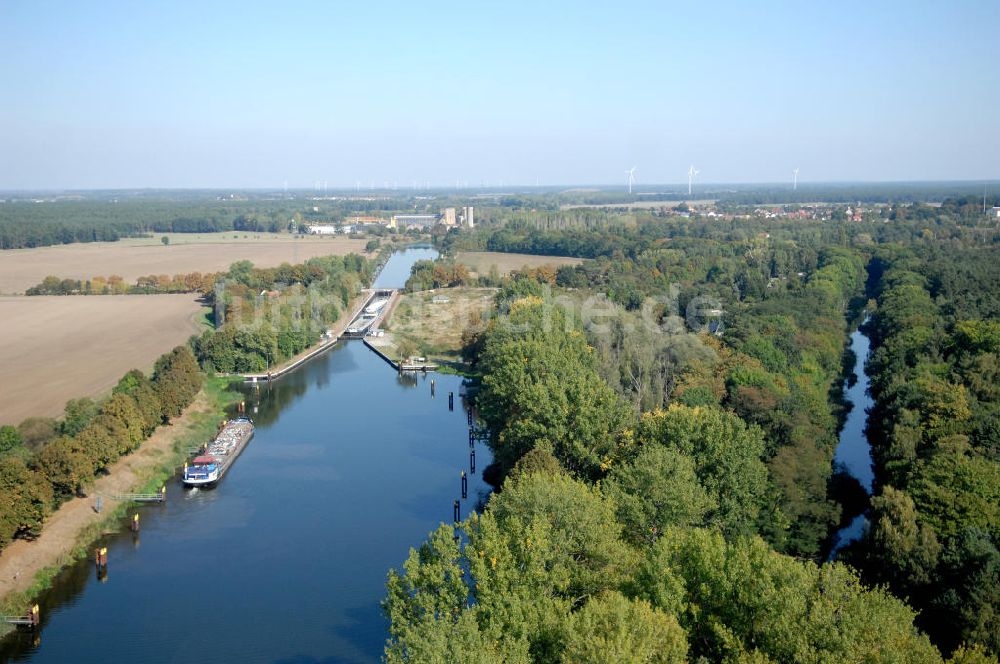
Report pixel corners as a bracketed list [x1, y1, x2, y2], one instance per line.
[842, 246, 1000, 654]
[458, 244, 864, 560]
[442, 205, 999, 261]
[0, 199, 299, 248]
[383, 298, 976, 663]
[386, 211, 1000, 661]
[0, 197, 413, 249]
[0, 346, 202, 551]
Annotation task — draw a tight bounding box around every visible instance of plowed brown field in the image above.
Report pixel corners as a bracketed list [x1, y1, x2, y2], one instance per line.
[0, 295, 204, 424]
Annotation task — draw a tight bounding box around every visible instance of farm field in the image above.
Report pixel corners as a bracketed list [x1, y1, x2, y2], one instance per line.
[0, 233, 369, 294]
[0, 295, 205, 424]
[455, 251, 583, 276]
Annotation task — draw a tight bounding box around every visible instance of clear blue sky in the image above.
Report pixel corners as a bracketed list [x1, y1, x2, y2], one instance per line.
[1, 0, 998, 189]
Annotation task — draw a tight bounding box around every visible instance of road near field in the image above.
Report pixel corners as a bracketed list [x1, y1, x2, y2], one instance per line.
[0, 295, 204, 424]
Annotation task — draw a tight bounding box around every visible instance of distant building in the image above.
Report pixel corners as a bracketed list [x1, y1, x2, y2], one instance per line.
[347, 215, 387, 225]
[307, 225, 339, 235]
[461, 206, 474, 228]
[391, 214, 439, 228]
[441, 207, 457, 226]
[992, 206, 1000, 218]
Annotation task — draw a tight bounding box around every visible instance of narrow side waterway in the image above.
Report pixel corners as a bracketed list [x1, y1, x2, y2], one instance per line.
[3, 247, 491, 664]
[828, 320, 875, 558]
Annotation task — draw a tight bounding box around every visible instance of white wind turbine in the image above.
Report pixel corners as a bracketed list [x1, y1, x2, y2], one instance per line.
[793, 167, 799, 191]
[687, 165, 699, 196]
[626, 166, 636, 194]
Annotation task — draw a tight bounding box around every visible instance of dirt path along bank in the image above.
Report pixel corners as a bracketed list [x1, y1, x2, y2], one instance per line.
[0, 390, 215, 606]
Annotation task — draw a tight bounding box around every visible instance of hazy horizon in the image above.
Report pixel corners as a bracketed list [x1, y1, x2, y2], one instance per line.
[2, 1, 998, 189]
[4, 178, 1000, 196]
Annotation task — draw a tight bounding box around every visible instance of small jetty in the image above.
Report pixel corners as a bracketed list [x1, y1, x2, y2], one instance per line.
[103, 488, 166, 503]
[363, 335, 438, 372]
[399, 359, 439, 372]
[2, 605, 40, 629]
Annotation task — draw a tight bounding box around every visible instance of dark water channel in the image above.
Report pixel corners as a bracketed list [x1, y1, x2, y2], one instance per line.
[828, 320, 875, 559]
[3, 247, 490, 664]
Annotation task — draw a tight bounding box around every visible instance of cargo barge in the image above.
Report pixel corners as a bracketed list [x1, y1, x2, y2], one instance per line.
[182, 417, 254, 487]
[364, 298, 388, 315]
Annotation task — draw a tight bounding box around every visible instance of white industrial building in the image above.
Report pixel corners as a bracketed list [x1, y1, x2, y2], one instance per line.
[391, 214, 439, 229]
[307, 225, 339, 235]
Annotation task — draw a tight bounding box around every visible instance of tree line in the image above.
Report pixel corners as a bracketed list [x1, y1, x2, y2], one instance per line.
[0, 199, 302, 249]
[4, 188, 996, 250]
[440, 204, 1000, 260]
[0, 346, 202, 551]
[26, 271, 220, 296]
[190, 254, 372, 374]
[404, 259, 472, 291]
[0, 194, 451, 249]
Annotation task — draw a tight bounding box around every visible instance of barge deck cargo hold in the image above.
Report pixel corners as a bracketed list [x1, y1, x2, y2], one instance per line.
[182, 417, 254, 486]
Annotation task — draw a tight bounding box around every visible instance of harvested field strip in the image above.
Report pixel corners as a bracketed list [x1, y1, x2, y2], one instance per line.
[0, 234, 369, 294]
[0, 295, 204, 423]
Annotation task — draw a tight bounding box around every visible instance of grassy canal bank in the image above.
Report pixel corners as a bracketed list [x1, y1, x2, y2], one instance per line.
[0, 376, 243, 630]
[378, 286, 496, 372]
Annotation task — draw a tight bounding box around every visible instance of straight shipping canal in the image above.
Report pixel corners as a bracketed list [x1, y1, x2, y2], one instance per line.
[2, 246, 491, 664]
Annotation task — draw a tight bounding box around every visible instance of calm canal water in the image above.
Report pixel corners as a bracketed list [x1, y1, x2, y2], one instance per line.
[828, 320, 875, 558]
[374, 245, 437, 290]
[3, 247, 491, 664]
